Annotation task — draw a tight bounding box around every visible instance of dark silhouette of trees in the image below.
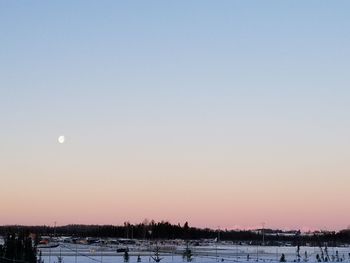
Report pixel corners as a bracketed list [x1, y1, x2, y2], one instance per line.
[0, 223, 349, 244]
[0, 232, 36, 263]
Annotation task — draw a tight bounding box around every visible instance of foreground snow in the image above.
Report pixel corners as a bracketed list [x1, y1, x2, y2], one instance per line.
[39, 244, 350, 263]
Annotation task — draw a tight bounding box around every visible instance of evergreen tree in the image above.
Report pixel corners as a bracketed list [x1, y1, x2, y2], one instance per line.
[2, 233, 36, 263]
[183, 243, 192, 262]
[0, 244, 4, 258]
[123, 250, 129, 263]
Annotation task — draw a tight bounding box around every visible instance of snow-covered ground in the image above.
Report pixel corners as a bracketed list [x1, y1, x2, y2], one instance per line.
[39, 244, 350, 263]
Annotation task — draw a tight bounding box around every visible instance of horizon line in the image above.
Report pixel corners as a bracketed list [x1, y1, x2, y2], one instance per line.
[0, 222, 348, 233]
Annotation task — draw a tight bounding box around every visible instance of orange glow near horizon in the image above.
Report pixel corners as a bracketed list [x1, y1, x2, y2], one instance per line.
[1, 142, 349, 230]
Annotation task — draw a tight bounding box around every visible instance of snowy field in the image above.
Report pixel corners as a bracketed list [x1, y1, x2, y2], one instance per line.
[39, 244, 350, 263]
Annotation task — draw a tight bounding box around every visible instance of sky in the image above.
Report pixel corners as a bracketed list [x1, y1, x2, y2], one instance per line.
[1, 1, 350, 231]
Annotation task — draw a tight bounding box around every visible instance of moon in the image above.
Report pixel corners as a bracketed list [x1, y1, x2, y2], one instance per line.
[58, 135, 65, 144]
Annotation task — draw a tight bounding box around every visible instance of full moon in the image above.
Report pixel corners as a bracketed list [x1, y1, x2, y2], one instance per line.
[58, 135, 65, 144]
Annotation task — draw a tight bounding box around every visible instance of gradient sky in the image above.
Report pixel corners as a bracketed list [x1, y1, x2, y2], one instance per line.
[1, 1, 350, 231]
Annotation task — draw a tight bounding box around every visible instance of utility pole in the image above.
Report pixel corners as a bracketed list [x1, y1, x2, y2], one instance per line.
[217, 226, 220, 242]
[75, 243, 78, 263]
[54, 221, 57, 240]
[216, 226, 220, 262]
[262, 222, 265, 246]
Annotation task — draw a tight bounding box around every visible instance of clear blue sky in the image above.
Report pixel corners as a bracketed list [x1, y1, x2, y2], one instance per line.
[1, 1, 350, 230]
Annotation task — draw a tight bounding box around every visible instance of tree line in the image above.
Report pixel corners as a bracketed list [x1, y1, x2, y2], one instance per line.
[0, 221, 349, 245]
